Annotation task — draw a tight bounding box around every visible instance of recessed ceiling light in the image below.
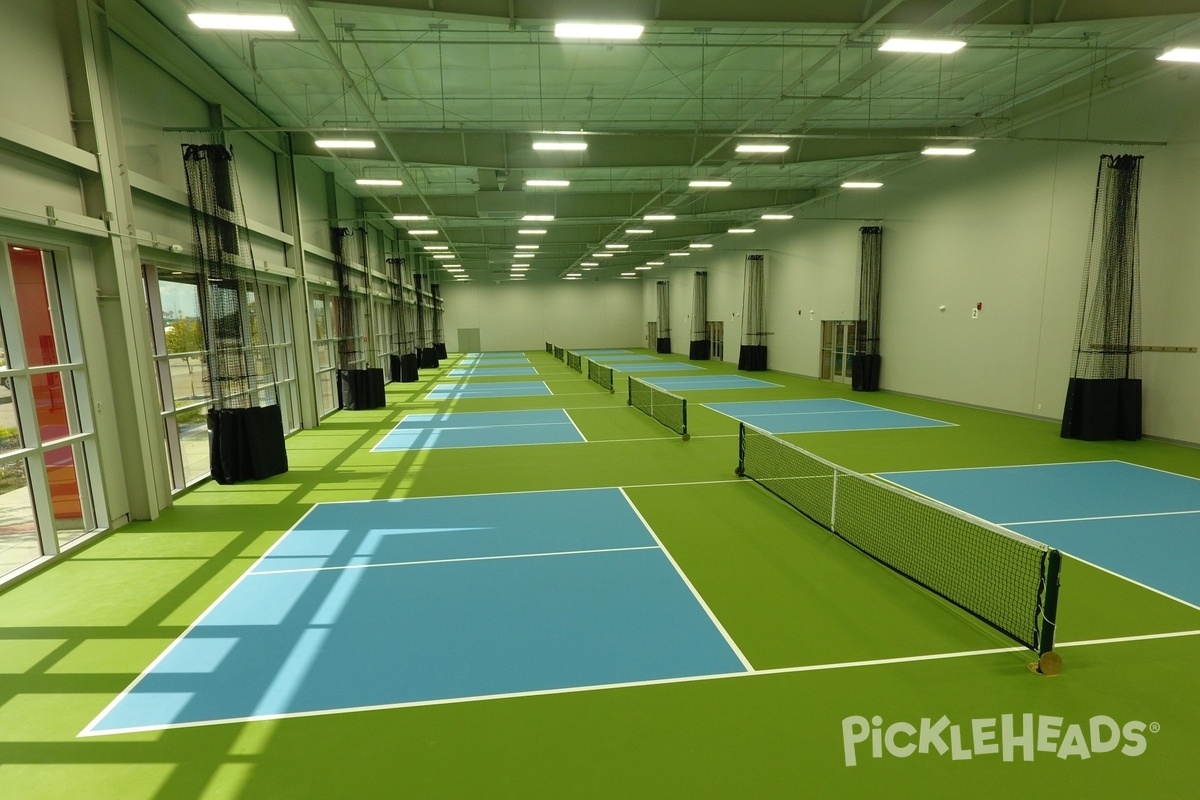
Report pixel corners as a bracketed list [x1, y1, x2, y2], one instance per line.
[522, 214, 555, 221]
[736, 144, 790, 153]
[188, 13, 294, 31]
[689, 243, 713, 249]
[605, 244, 629, 249]
[518, 229, 547, 235]
[356, 178, 403, 186]
[626, 228, 653, 234]
[761, 214, 793, 220]
[516, 245, 539, 250]
[526, 179, 571, 187]
[393, 215, 428, 221]
[554, 22, 644, 40]
[842, 181, 883, 189]
[532, 142, 587, 151]
[409, 230, 438, 235]
[1159, 47, 1200, 63]
[315, 139, 375, 149]
[646, 261, 664, 266]
[668, 252, 690, 257]
[729, 228, 756, 234]
[689, 180, 732, 188]
[644, 214, 675, 221]
[921, 146, 976, 156]
[879, 38, 966, 54]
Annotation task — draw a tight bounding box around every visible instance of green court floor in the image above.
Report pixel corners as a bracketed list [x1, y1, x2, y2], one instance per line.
[1, 350, 1198, 799]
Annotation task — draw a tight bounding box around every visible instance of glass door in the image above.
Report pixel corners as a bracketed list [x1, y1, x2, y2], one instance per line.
[820, 320, 857, 384]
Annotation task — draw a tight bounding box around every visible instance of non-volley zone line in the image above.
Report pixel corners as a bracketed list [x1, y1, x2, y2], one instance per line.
[82, 488, 750, 735]
[704, 398, 953, 434]
[373, 409, 585, 451]
[425, 381, 552, 400]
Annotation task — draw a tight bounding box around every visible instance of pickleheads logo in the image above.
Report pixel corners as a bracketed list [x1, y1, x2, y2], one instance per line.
[841, 714, 1157, 767]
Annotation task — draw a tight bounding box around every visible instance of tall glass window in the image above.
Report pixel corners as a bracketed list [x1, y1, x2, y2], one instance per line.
[0, 243, 103, 581]
[311, 290, 339, 416]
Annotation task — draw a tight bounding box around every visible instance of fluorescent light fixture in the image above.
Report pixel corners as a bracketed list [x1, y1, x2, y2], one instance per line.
[736, 144, 789, 153]
[644, 214, 675, 221]
[581, 262, 599, 267]
[634, 266, 652, 270]
[314, 139, 375, 149]
[424, 245, 450, 251]
[433, 255, 456, 260]
[555, 22, 644, 40]
[922, 146, 976, 156]
[515, 245, 539, 250]
[511, 266, 530, 271]
[526, 179, 570, 187]
[514, 253, 535, 258]
[729, 228, 756, 234]
[689, 179, 732, 188]
[592, 253, 614, 258]
[689, 243, 713, 249]
[620, 272, 638, 277]
[532, 141, 587, 151]
[668, 252, 690, 257]
[188, 13, 294, 31]
[1158, 47, 1200, 62]
[393, 215, 428, 221]
[625, 228, 653, 234]
[518, 229, 547, 235]
[604, 244, 629, 249]
[646, 261, 664, 266]
[842, 181, 883, 189]
[356, 178, 403, 186]
[444, 266, 463, 270]
[567, 273, 583, 277]
[581, 267, 593, 271]
[761, 214, 793, 220]
[879, 37, 966, 54]
[522, 214, 555, 221]
[408, 230, 438, 235]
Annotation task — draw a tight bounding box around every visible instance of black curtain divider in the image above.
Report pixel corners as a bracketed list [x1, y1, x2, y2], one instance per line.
[689, 271, 710, 360]
[852, 226, 883, 391]
[738, 254, 768, 370]
[183, 142, 287, 484]
[432, 282, 448, 359]
[1061, 155, 1144, 441]
[331, 228, 385, 409]
[414, 273, 440, 369]
[338, 368, 386, 410]
[655, 280, 671, 354]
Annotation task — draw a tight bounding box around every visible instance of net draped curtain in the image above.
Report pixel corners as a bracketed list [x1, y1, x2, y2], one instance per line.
[182, 142, 287, 484]
[689, 271, 709, 360]
[332, 227, 384, 409]
[1061, 154, 1143, 441]
[738, 254, 767, 371]
[386, 256, 418, 383]
[656, 281, 671, 354]
[852, 226, 883, 391]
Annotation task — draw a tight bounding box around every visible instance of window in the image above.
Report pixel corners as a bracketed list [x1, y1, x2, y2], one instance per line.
[310, 290, 339, 417]
[0, 243, 103, 580]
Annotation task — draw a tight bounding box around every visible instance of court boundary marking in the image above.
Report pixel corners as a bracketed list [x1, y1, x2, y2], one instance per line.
[702, 402, 956, 431]
[253, 544, 662, 576]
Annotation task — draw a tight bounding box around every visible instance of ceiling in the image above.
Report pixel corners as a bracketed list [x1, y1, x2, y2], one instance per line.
[121, 0, 1200, 282]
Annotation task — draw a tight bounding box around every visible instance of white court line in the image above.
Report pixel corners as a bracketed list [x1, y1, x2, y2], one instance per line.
[253, 545, 661, 576]
[878, 459, 1122, 477]
[562, 409, 588, 443]
[1000, 508, 1200, 526]
[83, 628, 1200, 737]
[618, 487, 755, 673]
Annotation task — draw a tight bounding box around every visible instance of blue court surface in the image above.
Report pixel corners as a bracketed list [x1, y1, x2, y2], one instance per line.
[640, 375, 782, 392]
[703, 398, 952, 433]
[426, 381, 551, 400]
[878, 461, 1200, 608]
[455, 358, 531, 367]
[373, 409, 584, 451]
[446, 367, 538, 377]
[462, 351, 526, 358]
[587, 354, 661, 362]
[82, 488, 749, 735]
[610, 362, 705, 373]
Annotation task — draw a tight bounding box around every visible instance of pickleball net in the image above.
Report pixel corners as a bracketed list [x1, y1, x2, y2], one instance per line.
[629, 376, 689, 440]
[736, 422, 1061, 666]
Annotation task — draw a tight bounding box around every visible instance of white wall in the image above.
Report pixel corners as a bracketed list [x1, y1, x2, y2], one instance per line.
[440, 279, 643, 352]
